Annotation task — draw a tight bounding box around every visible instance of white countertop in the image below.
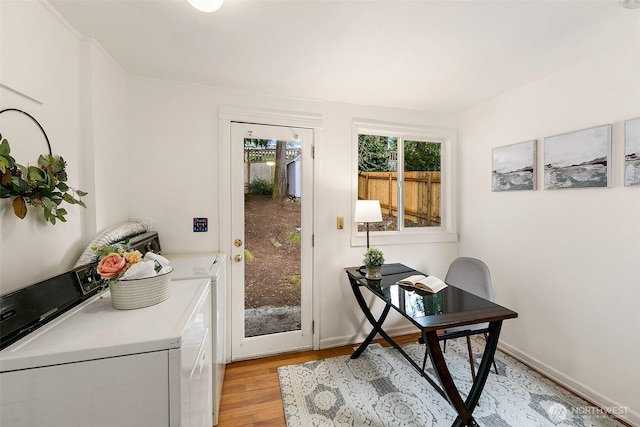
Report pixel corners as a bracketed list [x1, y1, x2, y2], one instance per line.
[0, 278, 210, 372]
[163, 253, 225, 280]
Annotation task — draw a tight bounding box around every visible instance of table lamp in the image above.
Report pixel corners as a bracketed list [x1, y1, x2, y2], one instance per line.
[354, 200, 383, 248]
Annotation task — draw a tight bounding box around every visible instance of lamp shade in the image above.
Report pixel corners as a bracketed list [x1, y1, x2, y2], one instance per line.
[187, 0, 224, 12]
[354, 200, 383, 223]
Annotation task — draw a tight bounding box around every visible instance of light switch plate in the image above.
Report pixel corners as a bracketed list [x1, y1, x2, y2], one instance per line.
[337, 217, 344, 230]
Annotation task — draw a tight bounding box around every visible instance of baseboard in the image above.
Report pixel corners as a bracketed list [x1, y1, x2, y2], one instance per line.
[320, 325, 418, 350]
[498, 341, 639, 427]
[231, 344, 314, 362]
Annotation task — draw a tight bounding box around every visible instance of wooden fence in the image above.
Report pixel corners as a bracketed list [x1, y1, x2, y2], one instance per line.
[245, 148, 299, 163]
[244, 148, 300, 189]
[358, 171, 441, 226]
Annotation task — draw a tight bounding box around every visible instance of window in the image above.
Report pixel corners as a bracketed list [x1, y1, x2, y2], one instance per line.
[352, 121, 457, 246]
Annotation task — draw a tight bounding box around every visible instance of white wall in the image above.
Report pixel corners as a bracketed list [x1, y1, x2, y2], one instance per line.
[82, 40, 130, 234]
[0, 0, 458, 345]
[313, 101, 458, 347]
[126, 77, 459, 346]
[457, 42, 640, 424]
[0, 2, 128, 294]
[0, 0, 84, 293]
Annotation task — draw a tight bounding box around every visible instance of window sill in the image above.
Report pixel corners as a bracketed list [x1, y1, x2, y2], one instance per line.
[350, 230, 458, 247]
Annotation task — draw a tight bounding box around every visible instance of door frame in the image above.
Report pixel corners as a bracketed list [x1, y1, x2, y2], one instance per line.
[219, 107, 323, 362]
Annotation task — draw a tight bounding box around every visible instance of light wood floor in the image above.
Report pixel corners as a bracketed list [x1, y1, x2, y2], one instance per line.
[217, 333, 421, 426]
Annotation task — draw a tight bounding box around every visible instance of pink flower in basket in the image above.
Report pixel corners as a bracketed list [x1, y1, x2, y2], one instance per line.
[92, 242, 172, 310]
[97, 253, 128, 279]
[93, 243, 145, 282]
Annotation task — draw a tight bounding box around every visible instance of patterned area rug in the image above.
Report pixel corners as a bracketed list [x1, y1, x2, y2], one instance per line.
[278, 337, 623, 426]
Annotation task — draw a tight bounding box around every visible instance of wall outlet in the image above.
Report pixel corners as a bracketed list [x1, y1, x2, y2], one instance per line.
[130, 217, 153, 231]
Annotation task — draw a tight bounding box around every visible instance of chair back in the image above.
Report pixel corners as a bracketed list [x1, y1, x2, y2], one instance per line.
[445, 257, 493, 301]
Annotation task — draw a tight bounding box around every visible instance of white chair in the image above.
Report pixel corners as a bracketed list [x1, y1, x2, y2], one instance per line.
[422, 257, 499, 380]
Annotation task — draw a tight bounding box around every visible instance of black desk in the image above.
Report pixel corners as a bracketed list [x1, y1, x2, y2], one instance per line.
[345, 263, 518, 427]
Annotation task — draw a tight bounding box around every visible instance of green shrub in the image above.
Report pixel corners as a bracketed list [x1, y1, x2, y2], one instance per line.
[289, 275, 301, 286]
[284, 230, 301, 244]
[289, 275, 301, 290]
[248, 178, 273, 195]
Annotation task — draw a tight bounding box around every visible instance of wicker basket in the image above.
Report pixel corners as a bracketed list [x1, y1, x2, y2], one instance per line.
[108, 267, 173, 310]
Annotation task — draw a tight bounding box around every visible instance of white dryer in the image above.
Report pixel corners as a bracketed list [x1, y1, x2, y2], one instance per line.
[163, 253, 227, 426]
[0, 278, 212, 427]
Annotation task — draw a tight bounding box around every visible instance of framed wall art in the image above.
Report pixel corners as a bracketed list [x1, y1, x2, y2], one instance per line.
[544, 124, 611, 190]
[624, 117, 640, 186]
[492, 140, 537, 191]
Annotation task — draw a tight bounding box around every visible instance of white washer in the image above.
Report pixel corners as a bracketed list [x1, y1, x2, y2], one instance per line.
[0, 278, 212, 427]
[163, 253, 227, 426]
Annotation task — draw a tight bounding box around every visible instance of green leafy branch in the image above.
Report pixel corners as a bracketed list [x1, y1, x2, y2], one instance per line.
[91, 239, 130, 259]
[0, 135, 87, 225]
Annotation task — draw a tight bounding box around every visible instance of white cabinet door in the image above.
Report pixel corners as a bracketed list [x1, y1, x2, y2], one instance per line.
[172, 285, 212, 427]
[190, 328, 212, 427]
[0, 351, 169, 427]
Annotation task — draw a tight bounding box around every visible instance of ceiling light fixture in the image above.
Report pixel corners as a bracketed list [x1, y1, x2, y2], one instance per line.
[619, 0, 640, 9]
[187, 0, 224, 13]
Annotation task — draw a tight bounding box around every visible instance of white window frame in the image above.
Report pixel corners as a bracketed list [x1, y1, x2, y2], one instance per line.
[351, 120, 458, 246]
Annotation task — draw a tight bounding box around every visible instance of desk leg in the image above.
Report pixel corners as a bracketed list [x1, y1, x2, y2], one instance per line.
[458, 321, 503, 425]
[349, 279, 394, 359]
[351, 304, 391, 359]
[424, 320, 503, 427]
[423, 331, 478, 427]
[349, 281, 446, 395]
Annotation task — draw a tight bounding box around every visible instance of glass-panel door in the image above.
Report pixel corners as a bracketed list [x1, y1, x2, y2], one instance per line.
[230, 122, 313, 361]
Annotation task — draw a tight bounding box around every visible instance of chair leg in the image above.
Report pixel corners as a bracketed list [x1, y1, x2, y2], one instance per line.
[423, 337, 491, 377]
[421, 340, 446, 372]
[483, 333, 499, 375]
[418, 335, 427, 371]
[423, 339, 446, 372]
[465, 336, 476, 381]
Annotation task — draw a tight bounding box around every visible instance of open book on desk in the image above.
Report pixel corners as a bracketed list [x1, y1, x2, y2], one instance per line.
[397, 275, 447, 293]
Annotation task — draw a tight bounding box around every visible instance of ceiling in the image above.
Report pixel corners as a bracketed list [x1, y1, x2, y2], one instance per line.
[48, 0, 638, 113]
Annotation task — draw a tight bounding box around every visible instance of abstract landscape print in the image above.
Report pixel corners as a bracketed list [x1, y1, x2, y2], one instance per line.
[624, 117, 640, 186]
[544, 124, 611, 190]
[492, 140, 537, 191]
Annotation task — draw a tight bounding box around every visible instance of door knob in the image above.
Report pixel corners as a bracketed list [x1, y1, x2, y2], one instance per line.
[234, 239, 243, 247]
[234, 254, 243, 262]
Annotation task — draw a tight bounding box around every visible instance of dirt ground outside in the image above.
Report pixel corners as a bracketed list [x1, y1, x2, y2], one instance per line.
[244, 194, 301, 337]
[242, 195, 436, 337]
